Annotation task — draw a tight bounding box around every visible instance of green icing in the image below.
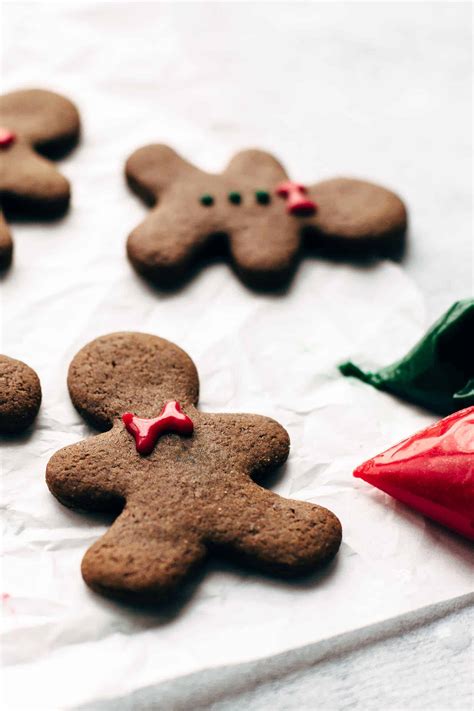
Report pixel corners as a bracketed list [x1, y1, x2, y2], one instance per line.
[339, 299, 474, 414]
[228, 191, 241, 204]
[255, 190, 270, 205]
[200, 194, 214, 206]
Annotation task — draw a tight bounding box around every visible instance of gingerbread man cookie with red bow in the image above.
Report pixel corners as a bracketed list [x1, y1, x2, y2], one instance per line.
[0, 89, 80, 268]
[46, 332, 342, 603]
[126, 145, 407, 290]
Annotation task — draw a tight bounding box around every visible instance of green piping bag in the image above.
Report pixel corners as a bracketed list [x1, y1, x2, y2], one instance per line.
[339, 299, 474, 414]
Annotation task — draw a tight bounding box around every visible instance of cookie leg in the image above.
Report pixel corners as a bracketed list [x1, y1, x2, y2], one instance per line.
[209, 484, 341, 576]
[229, 219, 301, 289]
[1, 146, 71, 217]
[127, 206, 214, 286]
[81, 507, 207, 601]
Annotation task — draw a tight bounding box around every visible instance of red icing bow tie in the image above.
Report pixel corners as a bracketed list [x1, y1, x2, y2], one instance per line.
[275, 181, 317, 217]
[354, 406, 474, 540]
[122, 400, 194, 455]
[0, 127, 16, 148]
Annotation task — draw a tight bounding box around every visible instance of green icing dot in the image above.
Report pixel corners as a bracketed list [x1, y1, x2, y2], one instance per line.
[228, 191, 241, 204]
[255, 190, 270, 205]
[200, 194, 214, 206]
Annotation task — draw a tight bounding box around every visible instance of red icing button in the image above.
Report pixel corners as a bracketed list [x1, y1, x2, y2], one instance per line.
[275, 181, 317, 217]
[122, 400, 194, 455]
[0, 128, 16, 148]
[354, 406, 474, 540]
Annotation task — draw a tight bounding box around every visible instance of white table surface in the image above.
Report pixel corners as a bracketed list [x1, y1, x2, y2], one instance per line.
[2, 2, 472, 710]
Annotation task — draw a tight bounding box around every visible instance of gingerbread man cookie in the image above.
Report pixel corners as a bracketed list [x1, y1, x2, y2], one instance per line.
[0, 355, 41, 433]
[126, 145, 407, 290]
[0, 89, 80, 268]
[46, 333, 342, 603]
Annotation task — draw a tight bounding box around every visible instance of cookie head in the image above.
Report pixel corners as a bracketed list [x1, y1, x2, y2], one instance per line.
[0, 88, 80, 154]
[67, 332, 199, 430]
[0, 355, 41, 433]
[310, 177, 407, 253]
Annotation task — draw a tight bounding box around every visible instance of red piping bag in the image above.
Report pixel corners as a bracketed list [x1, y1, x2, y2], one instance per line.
[354, 406, 474, 540]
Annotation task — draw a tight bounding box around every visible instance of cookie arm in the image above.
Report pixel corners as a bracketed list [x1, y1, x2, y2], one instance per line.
[126, 144, 202, 205]
[127, 202, 218, 285]
[215, 414, 290, 479]
[81, 506, 206, 601]
[209, 483, 342, 575]
[46, 434, 125, 512]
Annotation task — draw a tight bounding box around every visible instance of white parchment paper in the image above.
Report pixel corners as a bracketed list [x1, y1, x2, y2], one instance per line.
[1, 3, 472, 709]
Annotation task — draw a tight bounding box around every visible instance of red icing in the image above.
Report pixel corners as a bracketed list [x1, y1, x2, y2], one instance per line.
[276, 181, 316, 217]
[122, 400, 194, 455]
[1, 593, 14, 614]
[0, 128, 16, 148]
[354, 406, 474, 540]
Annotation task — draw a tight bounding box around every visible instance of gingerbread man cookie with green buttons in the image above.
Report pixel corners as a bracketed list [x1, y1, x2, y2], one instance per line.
[125, 145, 407, 290]
[46, 332, 342, 603]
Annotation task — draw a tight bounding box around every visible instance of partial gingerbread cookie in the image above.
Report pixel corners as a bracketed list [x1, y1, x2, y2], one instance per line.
[46, 332, 342, 603]
[0, 211, 13, 269]
[0, 88, 80, 267]
[0, 355, 41, 433]
[125, 145, 407, 289]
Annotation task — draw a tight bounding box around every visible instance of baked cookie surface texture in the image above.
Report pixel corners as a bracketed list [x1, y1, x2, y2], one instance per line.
[125, 145, 407, 289]
[0, 355, 42, 433]
[46, 332, 342, 603]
